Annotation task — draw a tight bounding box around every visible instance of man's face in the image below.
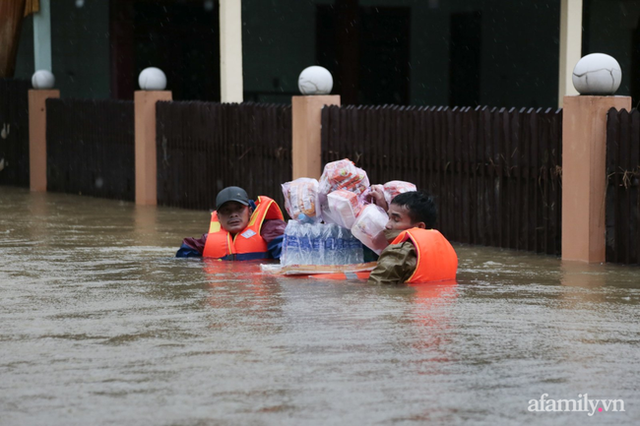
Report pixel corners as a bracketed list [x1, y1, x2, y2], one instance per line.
[385, 203, 423, 231]
[217, 201, 251, 234]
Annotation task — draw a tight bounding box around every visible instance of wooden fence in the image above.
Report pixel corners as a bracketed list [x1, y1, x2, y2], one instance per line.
[155, 101, 292, 210]
[322, 105, 563, 255]
[46, 98, 135, 200]
[0, 78, 30, 187]
[606, 108, 640, 264]
[18, 93, 640, 264]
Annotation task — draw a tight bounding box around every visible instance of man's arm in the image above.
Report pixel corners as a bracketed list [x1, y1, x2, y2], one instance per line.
[176, 234, 207, 258]
[261, 219, 287, 259]
[368, 241, 417, 285]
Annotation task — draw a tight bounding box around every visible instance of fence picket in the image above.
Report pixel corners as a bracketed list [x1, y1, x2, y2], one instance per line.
[156, 102, 292, 210]
[319, 104, 564, 255]
[46, 98, 135, 200]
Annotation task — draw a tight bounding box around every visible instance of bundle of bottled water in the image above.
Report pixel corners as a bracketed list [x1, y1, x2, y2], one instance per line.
[281, 220, 364, 266]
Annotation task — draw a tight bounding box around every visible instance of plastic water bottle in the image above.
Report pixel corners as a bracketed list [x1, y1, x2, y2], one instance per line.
[344, 228, 354, 264]
[350, 236, 364, 264]
[342, 228, 353, 264]
[283, 220, 299, 266]
[324, 224, 337, 265]
[311, 223, 323, 265]
[297, 213, 314, 224]
[299, 223, 313, 265]
[335, 226, 346, 265]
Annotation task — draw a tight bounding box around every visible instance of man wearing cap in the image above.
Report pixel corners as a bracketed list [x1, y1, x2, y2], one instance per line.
[176, 186, 286, 260]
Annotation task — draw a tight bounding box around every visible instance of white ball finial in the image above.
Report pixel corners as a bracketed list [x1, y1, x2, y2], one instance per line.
[31, 70, 55, 90]
[572, 53, 622, 95]
[138, 67, 167, 91]
[298, 66, 333, 95]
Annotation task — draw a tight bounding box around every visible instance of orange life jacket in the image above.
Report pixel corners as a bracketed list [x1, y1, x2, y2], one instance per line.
[391, 228, 458, 283]
[309, 230, 457, 283]
[202, 196, 284, 260]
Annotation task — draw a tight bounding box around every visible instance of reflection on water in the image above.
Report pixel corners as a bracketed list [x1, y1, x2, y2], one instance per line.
[1, 186, 638, 425]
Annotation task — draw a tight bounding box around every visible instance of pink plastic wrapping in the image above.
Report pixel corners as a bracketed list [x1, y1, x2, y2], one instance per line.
[318, 159, 370, 196]
[351, 204, 389, 255]
[318, 159, 370, 226]
[383, 180, 417, 205]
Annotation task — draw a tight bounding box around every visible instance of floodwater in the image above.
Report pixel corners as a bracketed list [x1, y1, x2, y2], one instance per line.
[0, 186, 638, 426]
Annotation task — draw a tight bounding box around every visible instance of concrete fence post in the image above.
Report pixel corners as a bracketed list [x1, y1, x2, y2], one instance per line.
[561, 95, 631, 263]
[291, 95, 341, 180]
[28, 89, 59, 192]
[134, 90, 172, 205]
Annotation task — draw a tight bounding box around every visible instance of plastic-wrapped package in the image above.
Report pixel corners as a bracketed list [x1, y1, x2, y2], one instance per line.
[318, 159, 370, 197]
[281, 178, 320, 221]
[327, 189, 363, 229]
[281, 221, 363, 266]
[317, 159, 369, 226]
[317, 193, 338, 226]
[351, 204, 389, 255]
[383, 180, 417, 206]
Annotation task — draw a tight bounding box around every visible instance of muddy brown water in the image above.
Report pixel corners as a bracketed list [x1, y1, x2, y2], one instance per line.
[1, 186, 638, 425]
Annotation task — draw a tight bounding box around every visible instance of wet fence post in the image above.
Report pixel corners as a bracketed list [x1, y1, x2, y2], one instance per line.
[134, 90, 172, 205]
[292, 95, 340, 180]
[28, 88, 59, 192]
[562, 95, 631, 262]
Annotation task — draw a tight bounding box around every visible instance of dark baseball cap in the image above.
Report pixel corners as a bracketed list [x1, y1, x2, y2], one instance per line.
[216, 186, 250, 210]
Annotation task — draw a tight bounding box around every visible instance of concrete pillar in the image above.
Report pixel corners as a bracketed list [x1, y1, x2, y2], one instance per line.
[558, 0, 582, 108]
[28, 89, 59, 192]
[33, 0, 52, 72]
[291, 95, 341, 180]
[134, 90, 172, 205]
[219, 0, 243, 103]
[561, 95, 631, 263]
[561, 261, 606, 291]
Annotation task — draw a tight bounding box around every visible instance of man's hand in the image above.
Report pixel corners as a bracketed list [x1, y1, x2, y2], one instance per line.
[367, 184, 388, 211]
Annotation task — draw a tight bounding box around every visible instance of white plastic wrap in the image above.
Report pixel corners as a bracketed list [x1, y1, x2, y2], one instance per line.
[281, 178, 320, 222]
[351, 204, 390, 255]
[327, 189, 363, 229]
[316, 192, 338, 226]
[383, 180, 417, 206]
